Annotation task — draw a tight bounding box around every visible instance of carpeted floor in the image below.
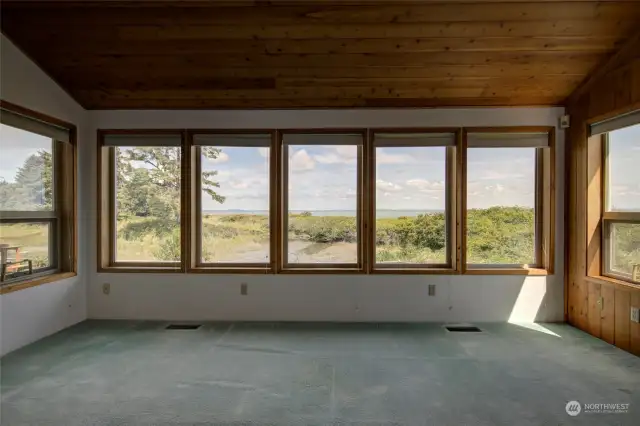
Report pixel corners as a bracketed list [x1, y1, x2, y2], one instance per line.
[1, 321, 639, 425]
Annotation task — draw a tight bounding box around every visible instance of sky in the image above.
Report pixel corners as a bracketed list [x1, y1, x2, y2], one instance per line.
[202, 143, 539, 212]
[0, 124, 52, 184]
[608, 123, 640, 211]
[2, 122, 638, 212]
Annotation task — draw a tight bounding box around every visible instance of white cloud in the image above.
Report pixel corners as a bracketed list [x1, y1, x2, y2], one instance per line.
[478, 170, 524, 180]
[290, 149, 315, 171]
[315, 146, 357, 164]
[405, 179, 445, 193]
[376, 179, 403, 192]
[257, 147, 269, 158]
[209, 152, 230, 163]
[229, 180, 249, 190]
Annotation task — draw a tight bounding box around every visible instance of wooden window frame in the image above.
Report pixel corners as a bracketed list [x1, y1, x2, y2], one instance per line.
[0, 100, 77, 294]
[186, 129, 277, 274]
[461, 126, 555, 276]
[97, 129, 184, 273]
[95, 125, 558, 277]
[601, 132, 640, 285]
[279, 129, 366, 273]
[368, 128, 461, 274]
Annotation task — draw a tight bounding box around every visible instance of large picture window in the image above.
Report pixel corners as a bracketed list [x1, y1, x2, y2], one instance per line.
[281, 132, 364, 270]
[463, 129, 554, 273]
[0, 102, 76, 287]
[96, 126, 555, 276]
[190, 132, 273, 271]
[371, 131, 457, 271]
[601, 121, 640, 283]
[98, 132, 183, 271]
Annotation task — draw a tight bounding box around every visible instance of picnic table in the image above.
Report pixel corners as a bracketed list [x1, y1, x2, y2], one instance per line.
[0, 244, 32, 281]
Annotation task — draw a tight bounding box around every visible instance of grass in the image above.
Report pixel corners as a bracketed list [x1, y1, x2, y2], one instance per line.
[11, 207, 617, 269]
[111, 207, 535, 265]
[0, 223, 50, 268]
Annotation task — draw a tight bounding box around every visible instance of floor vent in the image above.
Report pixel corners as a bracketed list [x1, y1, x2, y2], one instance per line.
[166, 324, 202, 330]
[445, 325, 482, 332]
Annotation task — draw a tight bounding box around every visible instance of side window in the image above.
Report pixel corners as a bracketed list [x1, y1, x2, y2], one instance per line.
[603, 123, 640, 282]
[0, 105, 75, 284]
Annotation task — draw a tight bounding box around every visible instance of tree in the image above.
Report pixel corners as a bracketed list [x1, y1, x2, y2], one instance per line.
[116, 146, 226, 219]
[0, 150, 52, 210]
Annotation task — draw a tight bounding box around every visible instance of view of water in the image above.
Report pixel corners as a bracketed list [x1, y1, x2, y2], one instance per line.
[203, 210, 444, 218]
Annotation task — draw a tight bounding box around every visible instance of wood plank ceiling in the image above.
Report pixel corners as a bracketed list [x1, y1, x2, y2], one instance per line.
[1, 1, 640, 109]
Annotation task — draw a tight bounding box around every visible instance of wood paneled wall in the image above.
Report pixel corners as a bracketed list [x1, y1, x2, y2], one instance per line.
[566, 33, 640, 356]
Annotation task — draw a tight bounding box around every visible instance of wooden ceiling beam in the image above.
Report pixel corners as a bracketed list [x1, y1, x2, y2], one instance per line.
[5, 2, 639, 25]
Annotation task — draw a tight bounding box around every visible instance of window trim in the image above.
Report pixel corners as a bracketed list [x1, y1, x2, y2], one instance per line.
[279, 129, 366, 273]
[186, 129, 277, 273]
[461, 126, 555, 275]
[0, 100, 77, 289]
[369, 128, 460, 273]
[95, 125, 556, 276]
[601, 131, 640, 284]
[97, 129, 184, 273]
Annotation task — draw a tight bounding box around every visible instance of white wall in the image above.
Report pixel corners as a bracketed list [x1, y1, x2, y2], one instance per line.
[0, 35, 88, 356]
[89, 107, 565, 323]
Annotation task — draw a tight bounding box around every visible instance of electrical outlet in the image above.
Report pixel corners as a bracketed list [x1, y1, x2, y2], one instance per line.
[631, 306, 640, 323]
[428, 284, 436, 296]
[102, 283, 110, 295]
[240, 283, 248, 296]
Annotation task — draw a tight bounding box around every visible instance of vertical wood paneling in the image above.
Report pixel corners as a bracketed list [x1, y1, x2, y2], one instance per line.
[566, 31, 640, 356]
[587, 281, 602, 338]
[601, 285, 616, 344]
[614, 290, 631, 351]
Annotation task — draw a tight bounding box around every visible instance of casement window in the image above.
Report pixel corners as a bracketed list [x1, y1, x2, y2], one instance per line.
[189, 132, 275, 272]
[462, 128, 554, 274]
[370, 130, 459, 272]
[96, 126, 556, 276]
[0, 102, 76, 287]
[98, 131, 183, 271]
[591, 112, 640, 284]
[280, 131, 365, 271]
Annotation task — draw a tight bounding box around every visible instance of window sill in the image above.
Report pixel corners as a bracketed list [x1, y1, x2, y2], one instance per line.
[98, 266, 183, 274]
[464, 267, 549, 276]
[372, 267, 457, 275]
[279, 267, 363, 274]
[0, 272, 77, 295]
[586, 275, 640, 291]
[189, 267, 273, 274]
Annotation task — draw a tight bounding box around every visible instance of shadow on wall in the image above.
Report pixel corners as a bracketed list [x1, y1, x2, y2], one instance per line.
[89, 273, 562, 323]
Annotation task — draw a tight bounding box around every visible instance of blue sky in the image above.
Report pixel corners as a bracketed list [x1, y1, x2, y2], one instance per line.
[2, 123, 638, 212]
[0, 124, 52, 183]
[608, 124, 640, 211]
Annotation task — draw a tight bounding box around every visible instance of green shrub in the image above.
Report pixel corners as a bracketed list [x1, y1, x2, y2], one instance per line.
[152, 228, 181, 261]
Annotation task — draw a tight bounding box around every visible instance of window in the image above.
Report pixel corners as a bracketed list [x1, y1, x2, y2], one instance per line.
[0, 102, 76, 285]
[190, 132, 273, 270]
[96, 126, 555, 276]
[281, 132, 364, 269]
[463, 129, 554, 272]
[601, 121, 640, 283]
[371, 131, 457, 270]
[98, 132, 183, 270]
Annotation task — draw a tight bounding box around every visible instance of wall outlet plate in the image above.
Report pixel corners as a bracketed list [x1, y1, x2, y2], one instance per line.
[102, 283, 110, 295]
[428, 284, 436, 296]
[631, 306, 640, 324]
[240, 282, 248, 296]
